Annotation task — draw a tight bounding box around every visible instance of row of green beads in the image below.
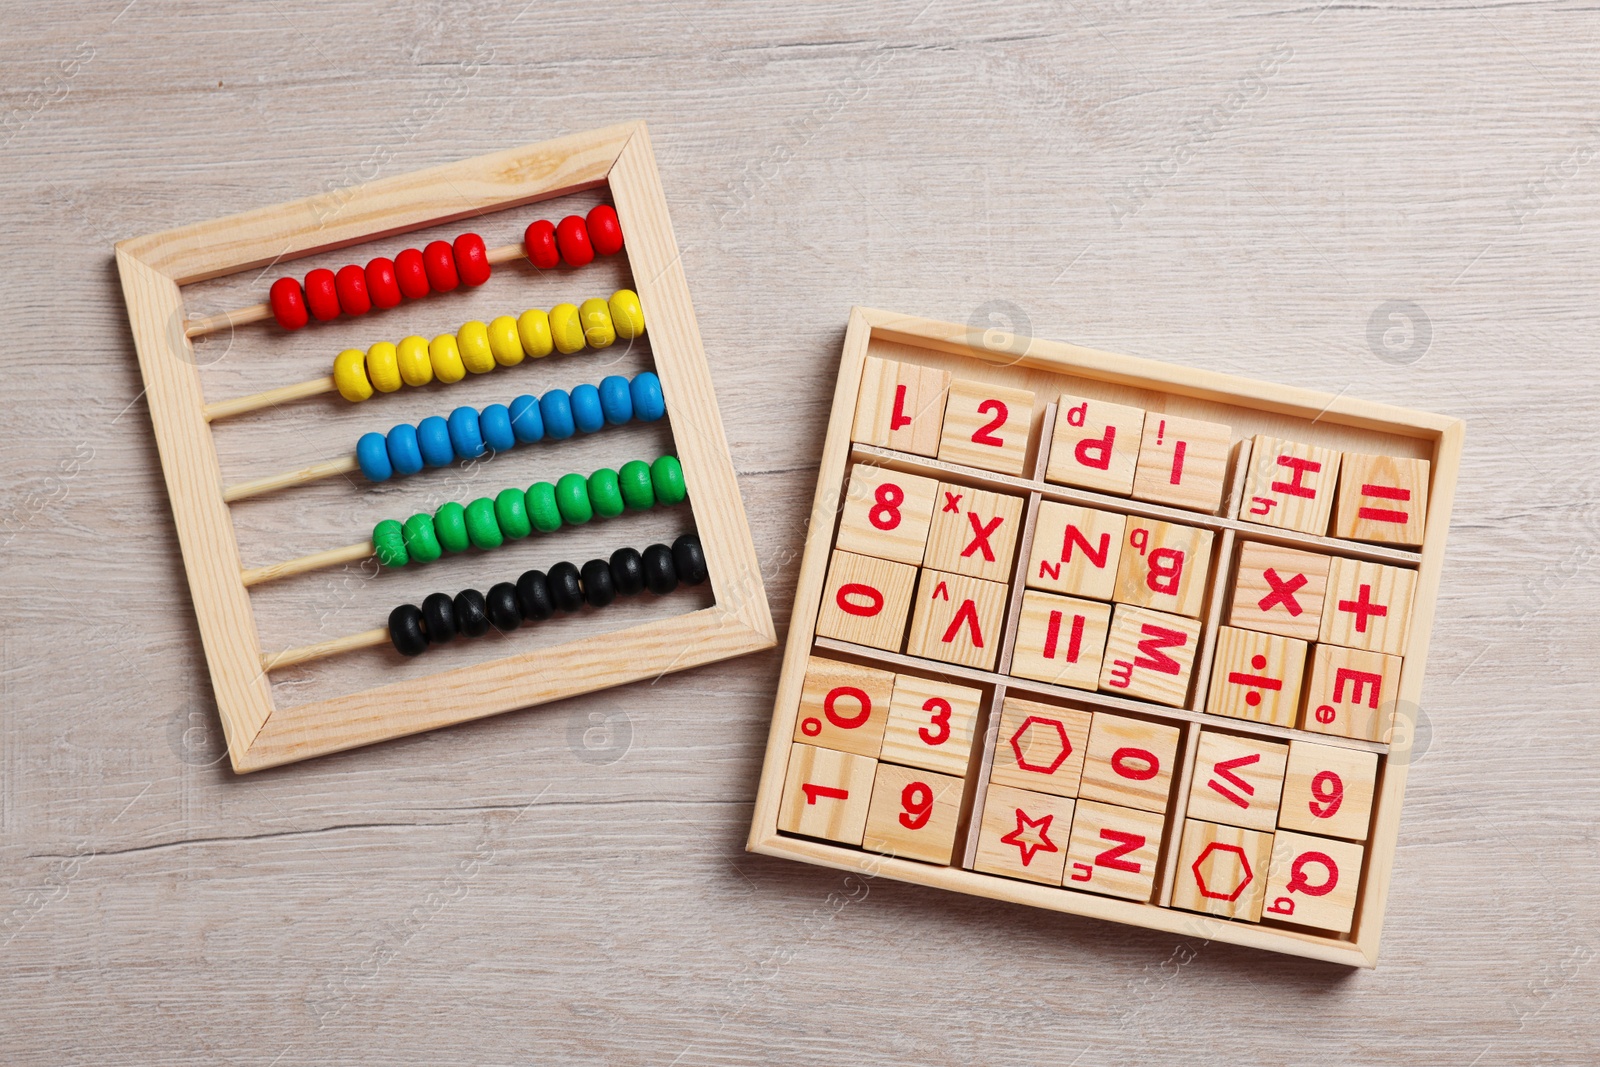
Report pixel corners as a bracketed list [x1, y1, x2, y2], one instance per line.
[370, 455, 687, 568]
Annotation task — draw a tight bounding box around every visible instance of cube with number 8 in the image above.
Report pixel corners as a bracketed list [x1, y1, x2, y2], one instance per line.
[835, 464, 938, 566]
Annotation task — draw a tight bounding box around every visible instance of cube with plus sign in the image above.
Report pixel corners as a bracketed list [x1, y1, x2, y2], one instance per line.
[1320, 557, 1416, 656]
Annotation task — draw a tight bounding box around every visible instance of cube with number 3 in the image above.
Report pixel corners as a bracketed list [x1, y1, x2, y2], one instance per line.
[878, 674, 983, 776]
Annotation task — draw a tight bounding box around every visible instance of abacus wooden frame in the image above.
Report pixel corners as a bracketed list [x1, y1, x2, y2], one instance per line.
[746, 306, 1464, 967]
[116, 122, 775, 773]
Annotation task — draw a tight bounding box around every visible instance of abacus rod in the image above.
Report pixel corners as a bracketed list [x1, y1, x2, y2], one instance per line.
[241, 539, 373, 587]
[262, 627, 387, 671]
[205, 376, 336, 422]
[223, 456, 360, 503]
[183, 243, 526, 339]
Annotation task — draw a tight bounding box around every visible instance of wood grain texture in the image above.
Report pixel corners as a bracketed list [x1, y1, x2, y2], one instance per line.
[3, 1, 1598, 1061]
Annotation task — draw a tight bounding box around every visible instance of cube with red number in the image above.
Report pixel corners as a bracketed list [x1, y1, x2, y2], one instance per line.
[862, 763, 966, 864]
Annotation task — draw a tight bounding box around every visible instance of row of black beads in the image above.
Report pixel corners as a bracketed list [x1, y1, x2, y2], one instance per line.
[388, 534, 708, 656]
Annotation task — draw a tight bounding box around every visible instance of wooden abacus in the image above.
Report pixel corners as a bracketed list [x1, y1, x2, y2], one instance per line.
[747, 307, 1464, 966]
[118, 123, 774, 773]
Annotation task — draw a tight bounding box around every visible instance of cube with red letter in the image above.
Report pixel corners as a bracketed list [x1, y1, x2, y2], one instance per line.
[1239, 435, 1342, 536]
[905, 569, 1009, 670]
[1302, 643, 1403, 742]
[835, 464, 938, 566]
[1279, 740, 1378, 841]
[778, 743, 878, 845]
[1044, 393, 1146, 495]
[792, 656, 897, 757]
[815, 550, 917, 652]
[987, 697, 1094, 799]
[937, 378, 1037, 476]
[1026, 501, 1125, 601]
[1130, 414, 1232, 514]
[1184, 730, 1288, 831]
[878, 673, 984, 777]
[974, 783, 1075, 884]
[1333, 452, 1430, 548]
[1263, 831, 1366, 933]
[923, 482, 1025, 582]
[1113, 515, 1214, 618]
[852, 356, 951, 457]
[1078, 712, 1181, 813]
[1063, 800, 1167, 901]
[1098, 604, 1202, 707]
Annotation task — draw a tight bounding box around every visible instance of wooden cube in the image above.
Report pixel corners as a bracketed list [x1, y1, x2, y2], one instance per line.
[1044, 393, 1146, 495]
[1263, 831, 1365, 933]
[1204, 626, 1308, 728]
[1319, 557, 1416, 656]
[1063, 799, 1167, 902]
[1184, 731, 1289, 831]
[988, 697, 1094, 798]
[815, 550, 918, 652]
[1171, 818, 1275, 922]
[937, 378, 1037, 476]
[1026, 501, 1125, 600]
[1130, 413, 1232, 514]
[1113, 515, 1215, 618]
[777, 743, 878, 845]
[792, 656, 897, 758]
[923, 482, 1026, 582]
[1279, 739, 1379, 841]
[879, 673, 984, 777]
[852, 356, 951, 457]
[1078, 712, 1181, 813]
[835, 464, 938, 566]
[862, 763, 966, 865]
[1302, 644, 1404, 742]
[1098, 604, 1203, 707]
[1228, 541, 1332, 642]
[1239, 435, 1342, 536]
[973, 783, 1075, 884]
[905, 569, 1010, 670]
[1008, 590, 1112, 690]
[1334, 452, 1431, 548]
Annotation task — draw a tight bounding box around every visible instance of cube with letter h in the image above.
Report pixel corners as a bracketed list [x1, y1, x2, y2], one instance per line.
[1240, 435, 1342, 536]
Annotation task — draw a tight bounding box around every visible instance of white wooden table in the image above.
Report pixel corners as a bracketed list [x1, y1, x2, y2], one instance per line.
[2, 2, 1595, 1062]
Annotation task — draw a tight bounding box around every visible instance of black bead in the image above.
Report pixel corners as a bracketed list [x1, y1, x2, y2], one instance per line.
[642, 543, 677, 595]
[516, 569, 554, 622]
[388, 603, 428, 657]
[421, 591, 456, 644]
[581, 558, 616, 607]
[609, 546, 645, 596]
[673, 533, 708, 586]
[548, 561, 584, 613]
[455, 588, 490, 638]
[486, 582, 522, 631]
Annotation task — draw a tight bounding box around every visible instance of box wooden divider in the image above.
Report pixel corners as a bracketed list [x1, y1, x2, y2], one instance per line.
[747, 306, 1462, 967]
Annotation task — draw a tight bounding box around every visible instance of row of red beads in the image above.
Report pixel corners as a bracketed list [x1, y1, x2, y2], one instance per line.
[268, 234, 491, 331]
[524, 204, 624, 269]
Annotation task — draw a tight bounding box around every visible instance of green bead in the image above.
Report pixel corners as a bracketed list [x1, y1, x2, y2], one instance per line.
[587, 467, 624, 519]
[555, 472, 593, 525]
[651, 454, 687, 505]
[525, 481, 562, 533]
[495, 487, 531, 539]
[618, 459, 655, 511]
[434, 501, 470, 553]
[465, 497, 504, 550]
[372, 519, 408, 568]
[402, 513, 442, 563]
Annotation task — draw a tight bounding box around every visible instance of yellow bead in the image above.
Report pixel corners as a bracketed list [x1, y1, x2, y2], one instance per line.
[488, 315, 524, 366]
[517, 308, 553, 359]
[365, 341, 402, 393]
[579, 298, 616, 349]
[608, 288, 646, 340]
[333, 348, 374, 402]
[429, 333, 466, 384]
[549, 303, 585, 354]
[457, 320, 496, 374]
[396, 335, 434, 387]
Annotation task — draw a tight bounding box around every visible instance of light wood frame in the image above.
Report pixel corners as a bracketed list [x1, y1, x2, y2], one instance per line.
[747, 306, 1464, 967]
[117, 123, 775, 773]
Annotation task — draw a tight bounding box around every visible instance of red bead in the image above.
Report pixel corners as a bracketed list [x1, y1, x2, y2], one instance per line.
[422, 240, 459, 291]
[394, 248, 430, 300]
[587, 205, 624, 256]
[304, 268, 341, 321]
[555, 215, 594, 267]
[268, 277, 308, 330]
[334, 264, 371, 316]
[453, 233, 491, 287]
[524, 220, 559, 270]
[365, 257, 401, 309]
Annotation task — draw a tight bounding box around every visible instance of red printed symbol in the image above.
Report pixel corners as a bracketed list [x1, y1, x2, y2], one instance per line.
[1271, 455, 1322, 498]
[836, 583, 883, 617]
[1257, 568, 1307, 616]
[799, 685, 872, 737]
[971, 399, 1009, 447]
[942, 491, 963, 514]
[1009, 716, 1072, 775]
[1338, 583, 1388, 633]
[1191, 842, 1254, 901]
[889, 384, 913, 431]
[1000, 807, 1058, 867]
[1206, 752, 1261, 808]
[1357, 483, 1411, 525]
[961, 512, 1003, 561]
[800, 783, 848, 805]
[1227, 654, 1283, 708]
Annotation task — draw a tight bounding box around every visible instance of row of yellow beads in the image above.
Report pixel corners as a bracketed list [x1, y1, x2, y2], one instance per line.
[331, 289, 646, 403]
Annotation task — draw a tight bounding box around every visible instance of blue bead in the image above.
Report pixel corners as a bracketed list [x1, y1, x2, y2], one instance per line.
[598, 375, 633, 425]
[571, 383, 605, 434]
[386, 423, 424, 476]
[540, 389, 576, 440]
[479, 403, 515, 453]
[508, 394, 544, 443]
[630, 371, 666, 422]
[417, 416, 455, 468]
[447, 405, 485, 460]
[356, 432, 393, 481]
